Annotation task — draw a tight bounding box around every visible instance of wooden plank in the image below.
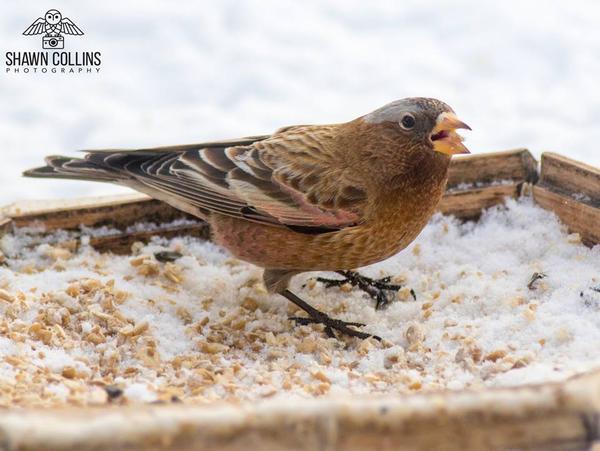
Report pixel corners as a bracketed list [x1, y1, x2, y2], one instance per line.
[0, 217, 12, 236]
[447, 148, 538, 188]
[539, 152, 600, 204]
[1, 370, 600, 451]
[437, 184, 520, 219]
[10, 197, 194, 231]
[532, 152, 600, 246]
[533, 186, 600, 246]
[0, 194, 207, 254]
[1, 193, 148, 217]
[439, 149, 534, 220]
[88, 223, 210, 254]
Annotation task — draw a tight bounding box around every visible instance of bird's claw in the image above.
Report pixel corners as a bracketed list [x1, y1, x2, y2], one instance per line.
[316, 270, 416, 310]
[289, 315, 378, 341]
[282, 289, 381, 341]
[315, 277, 350, 289]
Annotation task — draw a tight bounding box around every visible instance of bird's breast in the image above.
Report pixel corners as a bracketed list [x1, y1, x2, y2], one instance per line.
[210, 178, 445, 271]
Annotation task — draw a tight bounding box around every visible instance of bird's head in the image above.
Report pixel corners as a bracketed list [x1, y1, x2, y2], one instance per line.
[363, 97, 471, 156]
[45, 9, 62, 25]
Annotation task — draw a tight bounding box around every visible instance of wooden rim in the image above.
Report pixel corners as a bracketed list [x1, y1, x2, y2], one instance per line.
[1, 370, 599, 450]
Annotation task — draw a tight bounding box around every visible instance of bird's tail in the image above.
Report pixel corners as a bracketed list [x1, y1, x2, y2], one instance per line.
[23, 155, 126, 183]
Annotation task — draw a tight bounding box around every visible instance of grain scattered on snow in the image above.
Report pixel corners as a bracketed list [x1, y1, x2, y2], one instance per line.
[0, 197, 599, 407]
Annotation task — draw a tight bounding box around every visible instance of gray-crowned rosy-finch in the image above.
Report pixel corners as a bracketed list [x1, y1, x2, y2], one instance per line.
[25, 98, 470, 340]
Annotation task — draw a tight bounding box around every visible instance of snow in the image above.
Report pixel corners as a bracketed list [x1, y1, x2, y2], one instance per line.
[1, 197, 600, 406]
[1, 0, 600, 204]
[123, 383, 157, 403]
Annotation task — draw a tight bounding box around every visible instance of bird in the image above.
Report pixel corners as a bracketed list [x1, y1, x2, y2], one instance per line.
[23, 9, 83, 38]
[24, 98, 470, 340]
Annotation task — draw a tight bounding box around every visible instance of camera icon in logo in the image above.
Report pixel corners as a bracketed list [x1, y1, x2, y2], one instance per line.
[42, 35, 64, 49]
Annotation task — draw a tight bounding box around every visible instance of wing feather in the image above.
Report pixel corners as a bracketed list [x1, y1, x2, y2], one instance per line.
[81, 128, 366, 232]
[80, 136, 270, 153]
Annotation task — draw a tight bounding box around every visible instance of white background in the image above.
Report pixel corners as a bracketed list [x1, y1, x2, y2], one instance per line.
[1, 0, 599, 204]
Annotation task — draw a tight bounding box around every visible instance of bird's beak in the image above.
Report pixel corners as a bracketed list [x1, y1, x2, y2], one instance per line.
[430, 112, 471, 155]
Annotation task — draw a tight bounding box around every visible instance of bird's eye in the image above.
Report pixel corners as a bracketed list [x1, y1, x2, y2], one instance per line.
[400, 114, 416, 130]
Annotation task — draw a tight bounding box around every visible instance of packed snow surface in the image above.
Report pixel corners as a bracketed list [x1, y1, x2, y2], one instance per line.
[0, 197, 599, 407]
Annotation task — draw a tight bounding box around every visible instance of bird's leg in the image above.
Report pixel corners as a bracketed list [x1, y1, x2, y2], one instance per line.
[315, 270, 416, 310]
[281, 289, 380, 341]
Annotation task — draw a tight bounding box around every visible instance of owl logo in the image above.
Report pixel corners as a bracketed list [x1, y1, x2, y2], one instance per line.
[23, 9, 84, 49]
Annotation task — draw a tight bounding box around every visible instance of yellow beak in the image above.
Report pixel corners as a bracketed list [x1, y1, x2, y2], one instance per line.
[430, 112, 471, 155]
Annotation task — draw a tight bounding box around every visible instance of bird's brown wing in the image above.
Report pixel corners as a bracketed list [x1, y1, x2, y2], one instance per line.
[83, 128, 366, 232]
[243, 126, 367, 226]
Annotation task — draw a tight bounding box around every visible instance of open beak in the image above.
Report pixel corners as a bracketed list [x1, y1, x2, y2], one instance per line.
[430, 112, 471, 155]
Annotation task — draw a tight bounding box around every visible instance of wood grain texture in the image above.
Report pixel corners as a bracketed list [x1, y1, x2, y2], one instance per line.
[437, 148, 536, 220]
[0, 194, 201, 254]
[0, 217, 12, 236]
[533, 186, 600, 246]
[89, 223, 210, 254]
[437, 184, 520, 219]
[9, 197, 194, 231]
[539, 152, 600, 205]
[532, 152, 600, 246]
[0, 370, 599, 450]
[447, 148, 538, 188]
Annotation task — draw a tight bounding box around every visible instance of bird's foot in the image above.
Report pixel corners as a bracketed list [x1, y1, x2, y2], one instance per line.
[289, 315, 376, 340]
[316, 270, 415, 309]
[281, 289, 380, 341]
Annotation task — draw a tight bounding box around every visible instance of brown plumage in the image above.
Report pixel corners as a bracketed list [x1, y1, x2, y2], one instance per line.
[24, 97, 470, 340]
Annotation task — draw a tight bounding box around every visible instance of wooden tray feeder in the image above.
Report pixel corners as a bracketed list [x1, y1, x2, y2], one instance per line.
[1, 149, 600, 450]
